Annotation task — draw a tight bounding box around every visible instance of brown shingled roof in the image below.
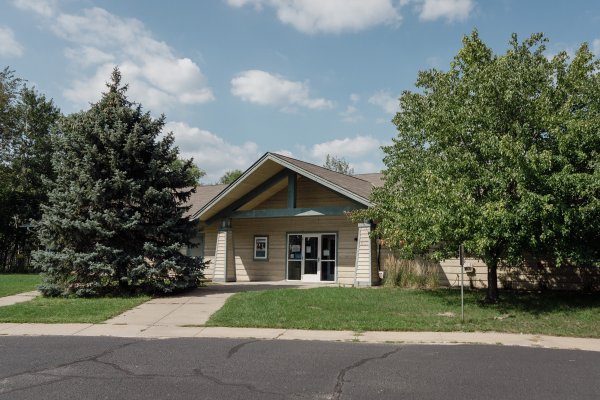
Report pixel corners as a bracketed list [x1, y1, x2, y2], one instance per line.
[270, 153, 380, 201]
[354, 173, 384, 188]
[184, 184, 228, 217]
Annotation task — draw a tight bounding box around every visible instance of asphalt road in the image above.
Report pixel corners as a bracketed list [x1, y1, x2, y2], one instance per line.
[0, 336, 598, 399]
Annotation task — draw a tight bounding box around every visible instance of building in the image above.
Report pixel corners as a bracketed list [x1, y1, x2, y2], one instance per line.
[185, 152, 383, 286]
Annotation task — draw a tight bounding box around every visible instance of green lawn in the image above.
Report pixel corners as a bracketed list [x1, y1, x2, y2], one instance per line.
[0, 274, 42, 297]
[0, 295, 150, 323]
[207, 287, 600, 338]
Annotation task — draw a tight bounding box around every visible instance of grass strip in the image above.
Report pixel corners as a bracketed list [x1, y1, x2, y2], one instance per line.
[0, 274, 42, 297]
[0, 295, 150, 323]
[207, 287, 600, 338]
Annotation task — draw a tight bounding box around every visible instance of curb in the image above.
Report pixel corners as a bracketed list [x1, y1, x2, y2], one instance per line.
[1, 323, 599, 352]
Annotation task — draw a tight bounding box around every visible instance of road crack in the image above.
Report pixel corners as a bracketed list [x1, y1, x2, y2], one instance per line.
[331, 347, 401, 400]
[0, 340, 139, 396]
[193, 366, 282, 396]
[227, 340, 260, 359]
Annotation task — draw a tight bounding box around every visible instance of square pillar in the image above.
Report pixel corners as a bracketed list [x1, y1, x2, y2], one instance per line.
[354, 222, 374, 287]
[213, 219, 236, 282]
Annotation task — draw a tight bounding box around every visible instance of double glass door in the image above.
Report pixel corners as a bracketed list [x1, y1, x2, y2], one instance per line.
[287, 233, 336, 282]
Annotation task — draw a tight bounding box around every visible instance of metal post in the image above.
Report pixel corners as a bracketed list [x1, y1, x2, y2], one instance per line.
[459, 244, 464, 323]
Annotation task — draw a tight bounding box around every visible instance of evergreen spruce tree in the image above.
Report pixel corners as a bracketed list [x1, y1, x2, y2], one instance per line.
[33, 68, 204, 296]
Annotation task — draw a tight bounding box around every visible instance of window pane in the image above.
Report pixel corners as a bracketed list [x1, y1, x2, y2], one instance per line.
[321, 261, 335, 281]
[304, 237, 318, 259]
[287, 261, 301, 280]
[189, 233, 205, 259]
[288, 235, 302, 260]
[321, 234, 335, 260]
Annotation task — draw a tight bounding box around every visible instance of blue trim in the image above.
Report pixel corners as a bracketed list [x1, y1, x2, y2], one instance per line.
[230, 206, 362, 219]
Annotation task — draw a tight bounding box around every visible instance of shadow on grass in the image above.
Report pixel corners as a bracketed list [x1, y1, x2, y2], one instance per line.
[421, 288, 600, 316]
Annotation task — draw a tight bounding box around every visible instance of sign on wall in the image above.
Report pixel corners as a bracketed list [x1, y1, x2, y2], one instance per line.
[254, 236, 268, 260]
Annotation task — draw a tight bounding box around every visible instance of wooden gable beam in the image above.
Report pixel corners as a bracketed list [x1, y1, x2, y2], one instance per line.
[206, 168, 290, 225]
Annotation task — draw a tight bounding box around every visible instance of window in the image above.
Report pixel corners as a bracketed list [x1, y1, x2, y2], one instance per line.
[254, 235, 268, 260]
[188, 232, 205, 259]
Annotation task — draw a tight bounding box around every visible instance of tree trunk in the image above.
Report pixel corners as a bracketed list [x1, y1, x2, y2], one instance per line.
[485, 260, 499, 303]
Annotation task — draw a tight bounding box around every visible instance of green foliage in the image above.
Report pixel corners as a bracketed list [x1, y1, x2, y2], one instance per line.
[33, 68, 204, 297]
[323, 154, 354, 175]
[0, 68, 60, 272]
[358, 32, 600, 301]
[382, 256, 439, 288]
[218, 169, 242, 185]
[172, 158, 205, 186]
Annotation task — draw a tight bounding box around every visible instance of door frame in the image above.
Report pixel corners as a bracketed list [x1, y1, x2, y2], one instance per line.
[286, 232, 337, 283]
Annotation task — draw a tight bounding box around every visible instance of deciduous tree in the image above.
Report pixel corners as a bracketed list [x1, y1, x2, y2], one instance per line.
[323, 154, 354, 175]
[0, 68, 60, 271]
[359, 32, 600, 302]
[218, 169, 242, 185]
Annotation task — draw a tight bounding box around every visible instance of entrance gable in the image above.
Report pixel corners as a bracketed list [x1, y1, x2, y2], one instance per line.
[249, 175, 362, 211]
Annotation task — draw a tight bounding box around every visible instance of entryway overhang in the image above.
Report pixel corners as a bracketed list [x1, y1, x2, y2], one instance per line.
[192, 152, 372, 225]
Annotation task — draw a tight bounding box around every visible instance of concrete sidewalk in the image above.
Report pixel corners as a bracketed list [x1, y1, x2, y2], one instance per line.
[0, 323, 599, 352]
[0, 291, 39, 307]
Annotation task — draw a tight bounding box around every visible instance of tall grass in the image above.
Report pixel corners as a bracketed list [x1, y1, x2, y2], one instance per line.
[382, 255, 439, 289]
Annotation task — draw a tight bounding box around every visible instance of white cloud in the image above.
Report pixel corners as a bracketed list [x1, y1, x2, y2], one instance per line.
[228, 0, 402, 34]
[64, 45, 115, 66]
[231, 70, 333, 111]
[0, 26, 24, 57]
[352, 160, 380, 174]
[309, 135, 383, 159]
[339, 105, 362, 123]
[299, 135, 385, 173]
[339, 93, 363, 122]
[164, 121, 261, 183]
[368, 91, 398, 114]
[56, 8, 214, 109]
[166, 122, 385, 179]
[273, 149, 294, 157]
[415, 0, 474, 22]
[12, 0, 57, 17]
[13, 5, 214, 111]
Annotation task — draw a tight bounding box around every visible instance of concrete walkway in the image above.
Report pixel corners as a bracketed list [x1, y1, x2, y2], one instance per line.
[106, 281, 315, 327]
[0, 291, 39, 307]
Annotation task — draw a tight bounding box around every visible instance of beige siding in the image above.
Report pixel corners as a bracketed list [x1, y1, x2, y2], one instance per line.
[212, 230, 227, 281]
[380, 250, 600, 291]
[201, 215, 359, 285]
[202, 223, 218, 279]
[439, 258, 600, 290]
[256, 176, 358, 210]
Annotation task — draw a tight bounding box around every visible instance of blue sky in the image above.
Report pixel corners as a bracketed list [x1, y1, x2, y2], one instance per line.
[2, 0, 599, 182]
